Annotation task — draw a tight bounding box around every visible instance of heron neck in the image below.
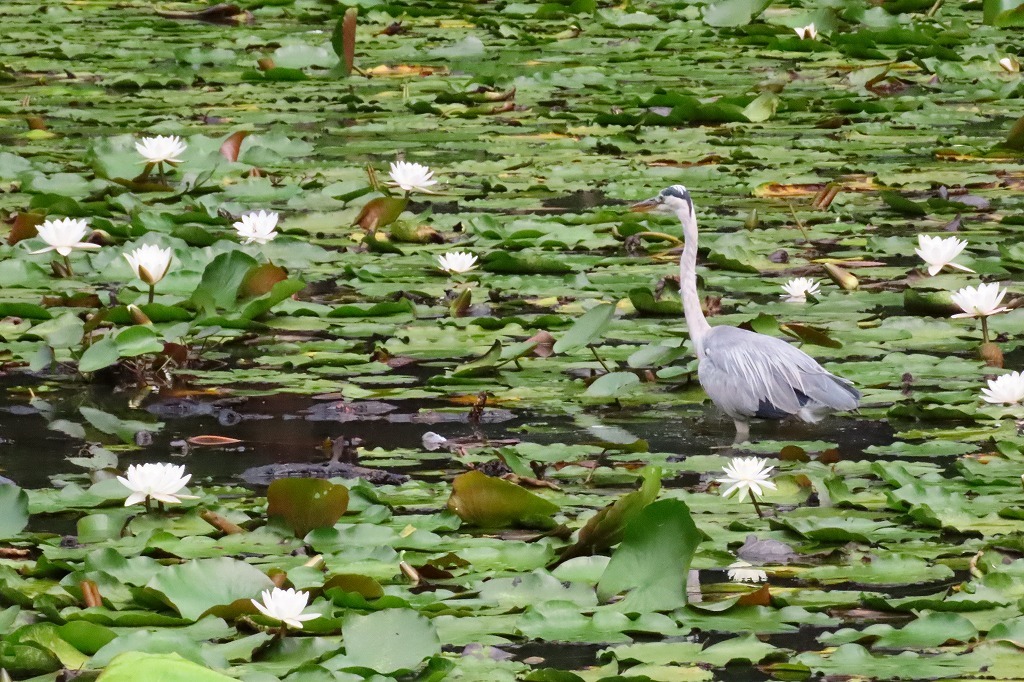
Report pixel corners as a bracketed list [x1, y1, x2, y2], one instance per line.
[678, 205, 712, 358]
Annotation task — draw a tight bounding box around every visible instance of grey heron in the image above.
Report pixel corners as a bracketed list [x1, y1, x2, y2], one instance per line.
[631, 185, 861, 441]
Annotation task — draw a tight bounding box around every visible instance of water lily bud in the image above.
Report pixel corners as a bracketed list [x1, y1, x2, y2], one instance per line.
[127, 305, 152, 325]
[823, 263, 858, 290]
[744, 209, 758, 229]
[450, 287, 472, 317]
[88, 229, 116, 246]
[979, 342, 1003, 369]
[794, 23, 817, 40]
[51, 260, 71, 278]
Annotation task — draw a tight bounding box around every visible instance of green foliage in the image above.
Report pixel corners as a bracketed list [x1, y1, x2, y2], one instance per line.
[447, 471, 559, 528]
[267, 478, 350, 537]
[1, 1, 1024, 680]
[0, 484, 29, 539]
[597, 499, 701, 612]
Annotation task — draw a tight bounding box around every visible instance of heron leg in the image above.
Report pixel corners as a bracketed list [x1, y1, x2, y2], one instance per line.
[733, 420, 750, 445]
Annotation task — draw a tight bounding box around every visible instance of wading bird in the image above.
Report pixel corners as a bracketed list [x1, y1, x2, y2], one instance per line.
[631, 185, 860, 441]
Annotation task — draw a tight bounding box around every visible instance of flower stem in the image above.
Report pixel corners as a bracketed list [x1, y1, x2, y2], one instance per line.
[157, 161, 166, 185]
[63, 254, 74, 277]
[749, 491, 764, 519]
[148, 284, 155, 305]
[980, 316, 990, 344]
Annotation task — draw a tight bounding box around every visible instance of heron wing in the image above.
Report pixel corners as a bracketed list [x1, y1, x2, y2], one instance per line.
[697, 326, 860, 421]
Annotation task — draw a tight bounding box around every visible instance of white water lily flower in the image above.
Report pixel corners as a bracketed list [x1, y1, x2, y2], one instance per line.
[135, 135, 187, 165]
[717, 457, 777, 500]
[234, 210, 279, 245]
[251, 588, 319, 629]
[794, 23, 817, 40]
[727, 560, 767, 583]
[780, 277, 820, 303]
[915, 234, 974, 276]
[1000, 56, 1020, 73]
[117, 463, 195, 507]
[389, 160, 437, 193]
[951, 282, 1010, 319]
[981, 371, 1024, 405]
[124, 244, 173, 285]
[437, 251, 478, 274]
[30, 218, 101, 257]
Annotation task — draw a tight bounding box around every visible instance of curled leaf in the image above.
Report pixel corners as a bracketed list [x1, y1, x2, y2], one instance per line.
[447, 470, 558, 529]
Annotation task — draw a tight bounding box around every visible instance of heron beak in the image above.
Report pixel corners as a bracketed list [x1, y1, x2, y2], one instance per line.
[630, 197, 659, 213]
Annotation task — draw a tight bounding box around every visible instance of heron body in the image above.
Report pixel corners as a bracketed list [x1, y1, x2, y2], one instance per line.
[631, 185, 860, 440]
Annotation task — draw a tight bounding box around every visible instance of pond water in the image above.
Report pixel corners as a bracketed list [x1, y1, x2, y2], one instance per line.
[1, 378, 901, 492]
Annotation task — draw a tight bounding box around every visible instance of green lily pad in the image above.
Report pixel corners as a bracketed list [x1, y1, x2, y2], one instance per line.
[267, 478, 350, 538]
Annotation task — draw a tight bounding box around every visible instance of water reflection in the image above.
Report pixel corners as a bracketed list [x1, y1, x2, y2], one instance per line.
[0, 376, 898, 490]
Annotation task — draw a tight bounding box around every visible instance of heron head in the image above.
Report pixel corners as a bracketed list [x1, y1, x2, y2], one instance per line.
[630, 185, 693, 215]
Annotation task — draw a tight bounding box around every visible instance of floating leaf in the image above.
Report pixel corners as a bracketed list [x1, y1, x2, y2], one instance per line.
[0, 484, 29, 539]
[597, 499, 700, 612]
[190, 250, 260, 314]
[880, 191, 928, 216]
[323, 574, 384, 600]
[144, 558, 274, 621]
[331, 8, 358, 76]
[353, 197, 407, 230]
[218, 131, 249, 162]
[779, 323, 843, 349]
[703, 0, 772, 27]
[7, 212, 43, 246]
[96, 652, 235, 681]
[187, 436, 243, 446]
[267, 478, 349, 538]
[447, 470, 559, 529]
[984, 0, 1024, 25]
[482, 251, 574, 275]
[78, 338, 119, 373]
[584, 372, 641, 398]
[341, 609, 441, 673]
[240, 263, 288, 298]
[553, 303, 616, 354]
[553, 467, 661, 566]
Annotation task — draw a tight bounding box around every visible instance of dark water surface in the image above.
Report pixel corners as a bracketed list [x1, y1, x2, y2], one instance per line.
[0, 372, 898, 490]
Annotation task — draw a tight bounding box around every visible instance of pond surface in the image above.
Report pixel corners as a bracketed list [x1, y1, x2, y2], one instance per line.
[1, 0, 1024, 680]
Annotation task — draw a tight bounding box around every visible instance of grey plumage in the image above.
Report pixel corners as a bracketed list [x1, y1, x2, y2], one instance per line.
[698, 326, 860, 424]
[630, 184, 861, 439]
